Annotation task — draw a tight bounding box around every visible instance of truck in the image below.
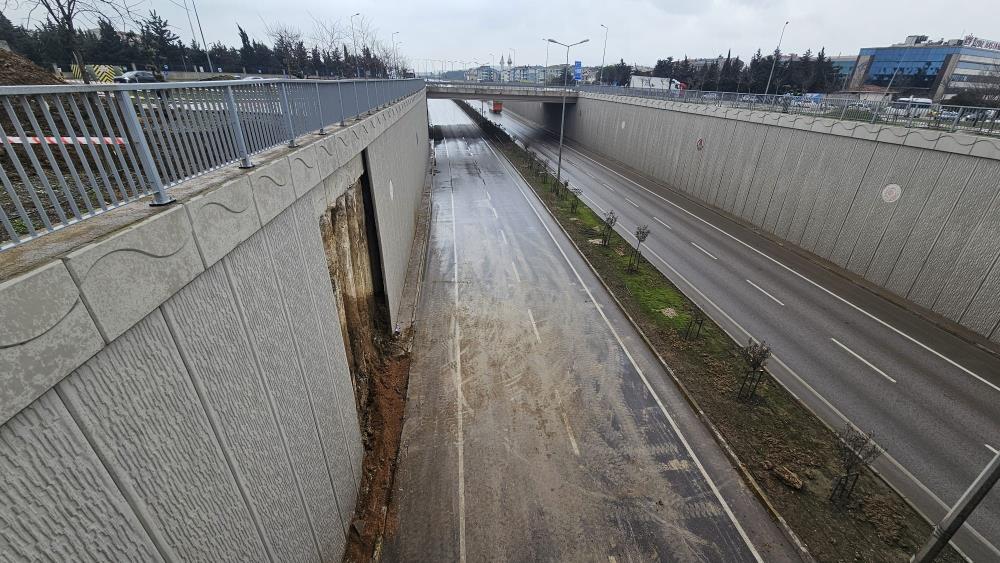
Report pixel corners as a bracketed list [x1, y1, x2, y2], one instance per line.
[490, 100, 503, 113]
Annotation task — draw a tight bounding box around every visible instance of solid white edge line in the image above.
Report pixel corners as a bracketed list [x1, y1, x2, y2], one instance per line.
[986, 444, 998, 455]
[746, 279, 786, 307]
[652, 216, 672, 230]
[483, 139, 764, 562]
[449, 187, 468, 563]
[691, 241, 718, 260]
[830, 337, 898, 384]
[556, 138, 997, 395]
[499, 113, 999, 558]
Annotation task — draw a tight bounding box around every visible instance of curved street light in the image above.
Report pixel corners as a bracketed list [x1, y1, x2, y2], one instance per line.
[764, 21, 789, 96]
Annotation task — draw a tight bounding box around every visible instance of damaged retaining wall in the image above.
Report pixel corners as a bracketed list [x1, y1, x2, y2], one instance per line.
[0, 90, 429, 561]
[505, 94, 1000, 345]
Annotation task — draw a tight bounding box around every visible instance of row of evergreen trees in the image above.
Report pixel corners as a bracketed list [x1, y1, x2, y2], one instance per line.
[0, 11, 396, 78]
[648, 49, 842, 94]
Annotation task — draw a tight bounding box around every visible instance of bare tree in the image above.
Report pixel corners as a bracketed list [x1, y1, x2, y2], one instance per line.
[830, 426, 882, 503]
[6, 0, 143, 82]
[569, 187, 582, 212]
[263, 22, 303, 76]
[600, 210, 617, 246]
[628, 224, 650, 272]
[737, 338, 771, 401]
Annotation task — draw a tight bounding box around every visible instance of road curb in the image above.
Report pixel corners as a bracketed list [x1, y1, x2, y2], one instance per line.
[476, 119, 816, 563]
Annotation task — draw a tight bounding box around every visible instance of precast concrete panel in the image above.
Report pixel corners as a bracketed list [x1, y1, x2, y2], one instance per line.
[265, 209, 351, 559]
[733, 125, 768, 220]
[814, 140, 876, 260]
[762, 131, 808, 234]
[776, 133, 825, 242]
[829, 143, 897, 268]
[865, 151, 947, 286]
[886, 154, 977, 298]
[746, 128, 792, 225]
[961, 256, 1000, 339]
[225, 225, 343, 562]
[289, 198, 363, 522]
[909, 160, 999, 311]
[847, 146, 921, 275]
[292, 200, 364, 482]
[722, 122, 760, 215]
[707, 120, 739, 209]
[59, 311, 268, 562]
[161, 262, 318, 563]
[931, 161, 1000, 320]
[800, 136, 858, 253]
[0, 390, 161, 562]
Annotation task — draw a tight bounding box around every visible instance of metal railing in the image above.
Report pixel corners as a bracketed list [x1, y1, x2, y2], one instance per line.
[579, 84, 1000, 137]
[425, 79, 575, 98]
[0, 78, 424, 250]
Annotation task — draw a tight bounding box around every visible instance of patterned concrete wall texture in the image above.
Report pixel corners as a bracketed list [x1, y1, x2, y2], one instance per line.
[0, 91, 430, 561]
[504, 94, 1000, 344]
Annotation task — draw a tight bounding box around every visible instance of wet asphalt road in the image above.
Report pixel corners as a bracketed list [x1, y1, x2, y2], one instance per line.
[384, 100, 802, 562]
[479, 104, 1000, 560]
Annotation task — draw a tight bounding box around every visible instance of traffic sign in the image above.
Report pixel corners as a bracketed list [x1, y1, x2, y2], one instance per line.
[574, 60, 582, 81]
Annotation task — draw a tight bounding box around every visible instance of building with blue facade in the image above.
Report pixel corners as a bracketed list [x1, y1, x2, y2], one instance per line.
[845, 35, 1000, 101]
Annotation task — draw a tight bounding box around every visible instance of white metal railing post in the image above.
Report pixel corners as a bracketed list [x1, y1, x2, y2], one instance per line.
[316, 82, 326, 134]
[114, 90, 174, 206]
[224, 86, 253, 168]
[337, 81, 346, 126]
[279, 82, 297, 147]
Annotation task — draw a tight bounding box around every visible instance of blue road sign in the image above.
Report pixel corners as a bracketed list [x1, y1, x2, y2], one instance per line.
[574, 60, 582, 81]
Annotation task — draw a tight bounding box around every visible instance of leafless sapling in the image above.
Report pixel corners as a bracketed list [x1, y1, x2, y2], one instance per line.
[830, 426, 882, 503]
[601, 210, 618, 246]
[737, 338, 771, 401]
[569, 187, 582, 212]
[629, 224, 650, 272]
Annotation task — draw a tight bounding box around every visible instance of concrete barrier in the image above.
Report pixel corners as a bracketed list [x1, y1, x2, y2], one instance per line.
[0, 90, 429, 560]
[505, 93, 1000, 345]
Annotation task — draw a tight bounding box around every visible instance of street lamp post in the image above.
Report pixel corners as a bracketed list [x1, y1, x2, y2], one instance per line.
[598, 24, 608, 85]
[764, 20, 789, 96]
[391, 31, 399, 77]
[548, 37, 589, 185]
[350, 13, 362, 117]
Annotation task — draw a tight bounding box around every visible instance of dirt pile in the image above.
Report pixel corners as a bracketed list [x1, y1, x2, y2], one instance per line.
[0, 50, 64, 85]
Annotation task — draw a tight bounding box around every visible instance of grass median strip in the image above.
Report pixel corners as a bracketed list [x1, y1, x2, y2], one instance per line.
[455, 100, 961, 563]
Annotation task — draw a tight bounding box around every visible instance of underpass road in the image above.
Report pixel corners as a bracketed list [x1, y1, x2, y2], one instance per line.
[483, 105, 1000, 560]
[385, 100, 803, 562]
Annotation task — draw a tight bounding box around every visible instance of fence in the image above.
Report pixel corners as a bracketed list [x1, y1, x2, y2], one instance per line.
[578, 84, 1000, 137]
[0, 78, 424, 250]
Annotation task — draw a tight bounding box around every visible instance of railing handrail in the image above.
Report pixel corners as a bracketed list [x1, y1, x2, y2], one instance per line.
[0, 78, 425, 251]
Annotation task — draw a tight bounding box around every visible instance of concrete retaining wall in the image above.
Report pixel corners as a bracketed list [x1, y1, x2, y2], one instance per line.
[0, 91, 429, 561]
[504, 94, 1000, 344]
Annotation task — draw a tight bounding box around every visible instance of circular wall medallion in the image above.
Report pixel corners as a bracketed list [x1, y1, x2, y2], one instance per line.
[696, 138, 705, 151]
[882, 184, 902, 203]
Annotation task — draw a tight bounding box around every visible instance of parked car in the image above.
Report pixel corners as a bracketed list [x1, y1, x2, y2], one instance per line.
[113, 70, 163, 84]
[701, 93, 719, 100]
[937, 110, 960, 120]
[739, 94, 758, 103]
[846, 102, 872, 111]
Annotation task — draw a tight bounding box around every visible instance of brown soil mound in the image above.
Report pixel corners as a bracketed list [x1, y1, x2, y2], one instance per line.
[0, 49, 64, 85]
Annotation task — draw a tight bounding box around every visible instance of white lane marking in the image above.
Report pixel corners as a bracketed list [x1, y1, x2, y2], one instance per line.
[582, 193, 606, 213]
[527, 308, 542, 343]
[561, 412, 581, 456]
[653, 216, 672, 230]
[986, 444, 998, 455]
[491, 207, 498, 219]
[831, 338, 897, 384]
[555, 139, 997, 395]
[449, 187, 467, 563]
[608, 557, 617, 563]
[511, 261, 522, 284]
[746, 279, 785, 307]
[625, 197, 640, 208]
[603, 182, 616, 192]
[690, 242, 718, 261]
[483, 140, 763, 562]
[503, 109, 1000, 558]
[499, 229, 508, 245]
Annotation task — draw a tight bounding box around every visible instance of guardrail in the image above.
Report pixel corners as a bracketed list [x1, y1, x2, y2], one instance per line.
[0, 78, 424, 250]
[579, 84, 1000, 137]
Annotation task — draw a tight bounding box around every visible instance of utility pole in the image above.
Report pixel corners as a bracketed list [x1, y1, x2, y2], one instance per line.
[912, 452, 1000, 563]
[543, 38, 550, 85]
[598, 24, 608, 85]
[764, 20, 789, 96]
[548, 37, 589, 185]
[187, 0, 213, 72]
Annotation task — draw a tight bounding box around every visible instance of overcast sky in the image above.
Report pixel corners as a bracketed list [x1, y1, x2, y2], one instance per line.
[12, 0, 996, 68]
